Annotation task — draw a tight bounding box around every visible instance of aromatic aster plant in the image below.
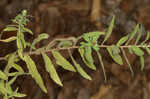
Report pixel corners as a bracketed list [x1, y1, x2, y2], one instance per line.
[0, 10, 150, 99]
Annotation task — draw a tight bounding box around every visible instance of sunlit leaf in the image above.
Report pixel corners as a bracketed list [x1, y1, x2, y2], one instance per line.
[6, 83, 13, 95]
[78, 47, 96, 70]
[145, 31, 150, 41]
[96, 51, 107, 81]
[121, 48, 134, 76]
[126, 24, 139, 45]
[107, 46, 123, 65]
[145, 47, 150, 55]
[8, 87, 26, 98]
[2, 26, 17, 32]
[0, 81, 8, 94]
[23, 27, 33, 35]
[8, 72, 18, 76]
[12, 64, 24, 73]
[26, 42, 36, 50]
[32, 33, 49, 46]
[24, 55, 47, 93]
[131, 46, 144, 56]
[17, 38, 24, 59]
[57, 41, 73, 48]
[12, 92, 26, 98]
[4, 54, 15, 73]
[128, 47, 133, 54]
[0, 36, 17, 42]
[8, 76, 17, 85]
[42, 52, 63, 86]
[52, 50, 76, 72]
[0, 70, 7, 80]
[117, 35, 128, 46]
[135, 30, 142, 45]
[111, 45, 120, 55]
[141, 31, 150, 45]
[83, 32, 105, 42]
[17, 38, 23, 49]
[102, 16, 115, 44]
[20, 33, 26, 48]
[140, 56, 144, 71]
[68, 50, 91, 80]
[17, 49, 24, 60]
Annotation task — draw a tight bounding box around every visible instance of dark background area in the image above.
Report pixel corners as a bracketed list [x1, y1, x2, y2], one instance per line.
[1, 0, 150, 99]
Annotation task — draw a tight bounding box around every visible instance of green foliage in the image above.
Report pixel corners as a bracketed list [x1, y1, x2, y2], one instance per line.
[102, 16, 115, 44]
[0, 10, 150, 99]
[68, 49, 92, 80]
[24, 55, 47, 93]
[107, 45, 123, 65]
[42, 52, 63, 86]
[117, 35, 129, 46]
[52, 50, 76, 72]
[78, 47, 96, 70]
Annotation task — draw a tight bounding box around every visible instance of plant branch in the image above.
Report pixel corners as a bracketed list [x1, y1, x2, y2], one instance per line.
[0, 44, 150, 61]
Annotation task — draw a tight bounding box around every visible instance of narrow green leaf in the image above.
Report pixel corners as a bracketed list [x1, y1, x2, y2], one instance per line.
[17, 38, 23, 49]
[42, 52, 63, 86]
[23, 27, 33, 35]
[24, 55, 47, 93]
[102, 16, 115, 44]
[17, 38, 24, 59]
[107, 46, 123, 65]
[0, 81, 8, 94]
[17, 49, 24, 60]
[32, 33, 49, 45]
[111, 45, 121, 55]
[52, 50, 76, 72]
[140, 56, 144, 71]
[8, 76, 17, 85]
[0, 70, 7, 80]
[74, 62, 91, 80]
[141, 31, 150, 45]
[121, 48, 134, 77]
[135, 30, 142, 45]
[20, 33, 26, 48]
[12, 64, 24, 73]
[117, 35, 129, 46]
[26, 42, 36, 50]
[4, 54, 15, 73]
[83, 32, 105, 42]
[128, 47, 134, 54]
[8, 72, 18, 76]
[126, 24, 139, 45]
[2, 26, 17, 32]
[68, 50, 91, 80]
[9, 87, 26, 97]
[6, 83, 13, 95]
[12, 92, 26, 98]
[145, 47, 150, 55]
[83, 32, 105, 37]
[57, 41, 73, 48]
[0, 36, 16, 42]
[78, 47, 96, 70]
[131, 46, 144, 56]
[96, 51, 107, 81]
